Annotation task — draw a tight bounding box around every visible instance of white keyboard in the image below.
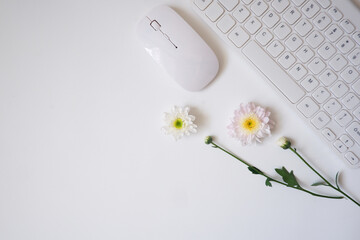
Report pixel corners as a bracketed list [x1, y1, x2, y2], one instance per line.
[193, 0, 360, 168]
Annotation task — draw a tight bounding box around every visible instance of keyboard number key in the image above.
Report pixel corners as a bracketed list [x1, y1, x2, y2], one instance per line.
[328, 6, 343, 21]
[341, 19, 355, 33]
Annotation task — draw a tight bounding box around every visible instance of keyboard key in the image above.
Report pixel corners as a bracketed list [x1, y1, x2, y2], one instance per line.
[353, 105, 360, 120]
[296, 46, 314, 63]
[278, 52, 296, 69]
[291, 0, 306, 6]
[342, 93, 360, 109]
[228, 26, 250, 47]
[353, 31, 360, 45]
[319, 69, 337, 86]
[313, 12, 331, 30]
[324, 98, 341, 115]
[272, 0, 290, 13]
[306, 31, 324, 48]
[267, 40, 284, 57]
[342, 93, 360, 110]
[340, 135, 354, 148]
[308, 57, 325, 74]
[333, 140, 347, 153]
[244, 17, 262, 34]
[242, 0, 254, 4]
[311, 111, 330, 129]
[318, 42, 336, 60]
[242, 41, 305, 103]
[262, 10, 280, 28]
[336, 110, 353, 127]
[302, 1, 320, 18]
[341, 66, 359, 84]
[256, 28, 273, 45]
[330, 81, 349, 98]
[340, 19, 355, 33]
[194, 0, 213, 10]
[295, 19, 313, 36]
[233, 5, 250, 22]
[285, 34, 303, 51]
[352, 80, 360, 95]
[219, 0, 239, 11]
[283, 6, 301, 25]
[345, 152, 360, 165]
[346, 122, 360, 145]
[297, 97, 320, 117]
[312, 86, 330, 103]
[251, 0, 268, 16]
[301, 75, 319, 91]
[206, 3, 224, 21]
[217, 15, 236, 33]
[324, 24, 343, 42]
[329, 54, 347, 72]
[274, 22, 291, 39]
[322, 128, 336, 141]
[348, 48, 360, 65]
[315, 0, 331, 8]
[328, 6, 343, 21]
[289, 63, 307, 80]
[336, 36, 355, 54]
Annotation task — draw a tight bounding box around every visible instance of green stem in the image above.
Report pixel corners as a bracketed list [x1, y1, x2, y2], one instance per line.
[289, 147, 360, 207]
[210, 142, 342, 199]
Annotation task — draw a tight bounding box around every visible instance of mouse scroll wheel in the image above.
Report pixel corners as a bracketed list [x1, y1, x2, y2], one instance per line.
[150, 20, 161, 31]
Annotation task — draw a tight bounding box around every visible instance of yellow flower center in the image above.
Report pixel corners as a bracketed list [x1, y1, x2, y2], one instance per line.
[173, 118, 184, 129]
[240, 114, 260, 133]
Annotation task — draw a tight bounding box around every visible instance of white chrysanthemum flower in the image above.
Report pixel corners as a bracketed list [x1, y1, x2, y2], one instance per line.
[227, 102, 274, 146]
[162, 106, 197, 140]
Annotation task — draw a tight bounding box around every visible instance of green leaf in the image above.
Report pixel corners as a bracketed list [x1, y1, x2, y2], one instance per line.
[265, 178, 272, 187]
[275, 167, 300, 187]
[311, 181, 328, 187]
[335, 171, 341, 189]
[248, 166, 262, 175]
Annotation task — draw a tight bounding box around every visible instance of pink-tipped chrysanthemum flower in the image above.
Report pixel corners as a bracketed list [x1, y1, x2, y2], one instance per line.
[227, 102, 274, 146]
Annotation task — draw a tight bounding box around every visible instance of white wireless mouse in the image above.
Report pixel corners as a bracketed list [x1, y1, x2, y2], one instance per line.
[136, 5, 219, 91]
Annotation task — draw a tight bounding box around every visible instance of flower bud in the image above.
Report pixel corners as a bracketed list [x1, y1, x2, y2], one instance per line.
[277, 137, 291, 149]
[204, 136, 213, 145]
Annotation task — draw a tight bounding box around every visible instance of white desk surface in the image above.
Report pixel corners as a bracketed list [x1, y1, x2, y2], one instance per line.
[1, 0, 359, 239]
